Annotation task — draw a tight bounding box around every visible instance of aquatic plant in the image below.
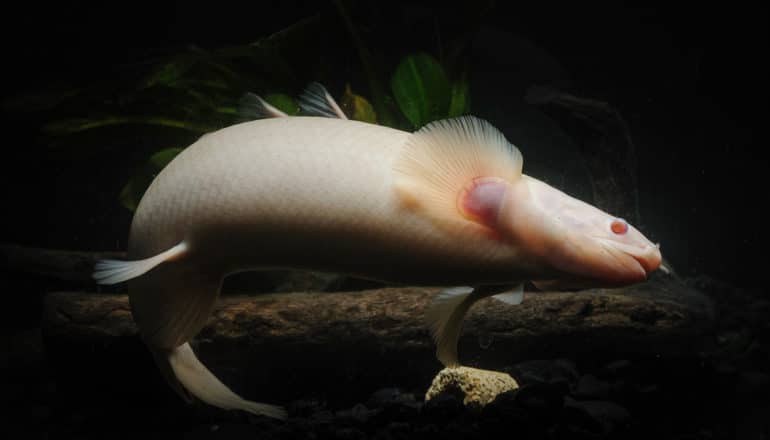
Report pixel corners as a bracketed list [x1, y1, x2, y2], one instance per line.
[6, 5, 472, 212]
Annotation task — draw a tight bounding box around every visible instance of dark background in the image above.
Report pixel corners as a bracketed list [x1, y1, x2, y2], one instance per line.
[0, 1, 767, 288]
[0, 2, 768, 438]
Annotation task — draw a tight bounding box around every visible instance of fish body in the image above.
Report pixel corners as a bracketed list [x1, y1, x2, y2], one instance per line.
[95, 84, 662, 419]
[129, 117, 534, 287]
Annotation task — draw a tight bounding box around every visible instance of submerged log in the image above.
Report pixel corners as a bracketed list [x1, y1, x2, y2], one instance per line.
[0, 244, 124, 283]
[42, 274, 714, 405]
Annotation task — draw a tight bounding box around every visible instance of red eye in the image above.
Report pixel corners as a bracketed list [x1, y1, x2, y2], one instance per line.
[611, 219, 628, 235]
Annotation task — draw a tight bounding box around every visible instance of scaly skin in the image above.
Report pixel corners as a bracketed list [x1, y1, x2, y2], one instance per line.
[128, 117, 540, 286]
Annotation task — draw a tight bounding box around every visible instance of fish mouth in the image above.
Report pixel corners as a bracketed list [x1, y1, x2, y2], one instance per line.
[629, 243, 663, 274]
[597, 239, 662, 282]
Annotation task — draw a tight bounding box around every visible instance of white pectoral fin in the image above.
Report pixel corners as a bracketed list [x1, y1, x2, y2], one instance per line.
[425, 286, 475, 367]
[299, 82, 348, 119]
[92, 241, 188, 285]
[492, 284, 525, 305]
[426, 285, 523, 367]
[164, 343, 287, 420]
[392, 116, 522, 229]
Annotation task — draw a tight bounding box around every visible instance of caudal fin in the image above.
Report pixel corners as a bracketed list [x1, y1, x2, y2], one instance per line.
[92, 242, 188, 285]
[161, 343, 287, 420]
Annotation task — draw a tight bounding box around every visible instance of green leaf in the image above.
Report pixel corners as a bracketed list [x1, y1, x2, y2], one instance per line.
[44, 116, 215, 135]
[143, 56, 197, 88]
[120, 147, 184, 211]
[448, 75, 470, 117]
[119, 173, 153, 212]
[390, 53, 451, 128]
[264, 93, 300, 115]
[340, 84, 377, 123]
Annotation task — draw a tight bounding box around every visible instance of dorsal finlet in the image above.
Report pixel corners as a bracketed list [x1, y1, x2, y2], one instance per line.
[393, 116, 522, 228]
[299, 82, 348, 119]
[237, 92, 288, 119]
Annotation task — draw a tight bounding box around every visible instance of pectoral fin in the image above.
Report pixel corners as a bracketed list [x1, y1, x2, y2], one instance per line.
[426, 284, 520, 367]
[393, 116, 522, 232]
[492, 284, 524, 305]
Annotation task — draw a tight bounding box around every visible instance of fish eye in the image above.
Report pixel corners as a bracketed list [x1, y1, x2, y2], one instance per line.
[610, 218, 628, 235]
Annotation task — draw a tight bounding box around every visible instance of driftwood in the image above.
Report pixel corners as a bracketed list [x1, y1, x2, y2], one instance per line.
[42, 274, 714, 404]
[0, 244, 123, 283]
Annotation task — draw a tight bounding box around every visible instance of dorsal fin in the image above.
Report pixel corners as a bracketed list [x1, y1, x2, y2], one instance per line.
[237, 92, 288, 119]
[299, 82, 348, 119]
[393, 116, 523, 228]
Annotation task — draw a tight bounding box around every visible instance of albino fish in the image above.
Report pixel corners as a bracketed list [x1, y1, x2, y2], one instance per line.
[94, 83, 662, 420]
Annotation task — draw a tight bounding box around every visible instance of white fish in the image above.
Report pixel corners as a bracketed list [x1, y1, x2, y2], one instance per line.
[94, 83, 662, 419]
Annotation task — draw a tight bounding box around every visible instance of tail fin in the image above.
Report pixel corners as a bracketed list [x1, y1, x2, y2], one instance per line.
[93, 241, 188, 285]
[161, 343, 287, 420]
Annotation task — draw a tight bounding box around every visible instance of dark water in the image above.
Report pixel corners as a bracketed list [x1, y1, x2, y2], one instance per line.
[1, 2, 767, 438]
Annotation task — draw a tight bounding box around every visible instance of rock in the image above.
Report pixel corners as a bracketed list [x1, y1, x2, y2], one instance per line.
[425, 366, 519, 408]
[288, 397, 327, 418]
[514, 382, 566, 413]
[602, 359, 633, 378]
[422, 392, 463, 419]
[366, 388, 421, 422]
[481, 390, 530, 425]
[509, 358, 580, 387]
[334, 403, 374, 424]
[367, 388, 414, 409]
[564, 396, 631, 434]
[333, 427, 366, 440]
[573, 374, 611, 400]
[736, 371, 770, 399]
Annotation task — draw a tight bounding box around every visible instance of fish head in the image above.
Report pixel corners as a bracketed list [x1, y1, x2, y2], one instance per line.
[460, 175, 662, 286]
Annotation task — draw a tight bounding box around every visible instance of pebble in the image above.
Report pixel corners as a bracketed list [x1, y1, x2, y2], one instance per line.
[422, 392, 464, 419]
[367, 388, 414, 408]
[564, 396, 631, 434]
[736, 371, 770, 398]
[509, 359, 580, 387]
[515, 382, 566, 413]
[333, 427, 366, 440]
[573, 374, 611, 400]
[334, 403, 374, 424]
[288, 397, 327, 418]
[367, 387, 421, 421]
